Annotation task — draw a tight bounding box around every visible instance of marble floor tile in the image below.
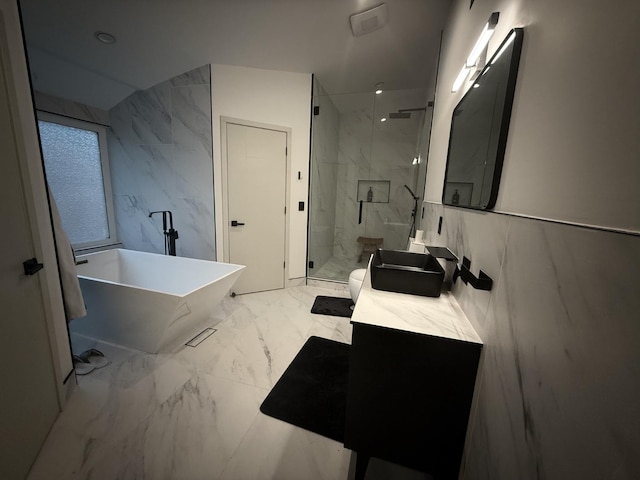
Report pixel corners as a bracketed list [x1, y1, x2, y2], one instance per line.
[81, 373, 269, 480]
[29, 285, 359, 480]
[219, 413, 351, 480]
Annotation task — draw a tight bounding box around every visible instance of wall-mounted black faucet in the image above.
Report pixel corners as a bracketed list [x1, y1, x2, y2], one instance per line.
[149, 210, 179, 256]
[454, 256, 493, 291]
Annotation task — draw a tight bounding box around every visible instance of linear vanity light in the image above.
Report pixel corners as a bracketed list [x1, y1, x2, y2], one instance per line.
[452, 66, 472, 93]
[491, 29, 516, 65]
[451, 12, 499, 92]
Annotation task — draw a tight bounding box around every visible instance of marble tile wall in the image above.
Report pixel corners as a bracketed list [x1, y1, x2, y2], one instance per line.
[108, 65, 215, 260]
[308, 81, 340, 276]
[420, 202, 640, 478]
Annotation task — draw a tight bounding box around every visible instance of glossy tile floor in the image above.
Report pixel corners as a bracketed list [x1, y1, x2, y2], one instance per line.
[28, 285, 354, 480]
[29, 284, 429, 480]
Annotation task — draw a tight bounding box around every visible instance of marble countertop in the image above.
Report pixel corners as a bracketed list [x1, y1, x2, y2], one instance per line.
[351, 263, 483, 345]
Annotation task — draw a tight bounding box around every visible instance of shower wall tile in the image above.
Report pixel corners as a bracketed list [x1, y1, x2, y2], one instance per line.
[109, 65, 215, 260]
[461, 218, 640, 479]
[333, 107, 421, 261]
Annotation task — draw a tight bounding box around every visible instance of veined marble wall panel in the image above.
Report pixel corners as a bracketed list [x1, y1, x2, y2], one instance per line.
[130, 81, 172, 145]
[420, 202, 509, 336]
[420, 201, 445, 246]
[445, 208, 510, 337]
[109, 65, 215, 260]
[308, 83, 340, 275]
[334, 160, 369, 260]
[423, 203, 640, 477]
[334, 108, 365, 261]
[461, 218, 640, 479]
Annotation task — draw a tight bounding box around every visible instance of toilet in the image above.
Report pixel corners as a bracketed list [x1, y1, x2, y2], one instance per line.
[349, 268, 367, 303]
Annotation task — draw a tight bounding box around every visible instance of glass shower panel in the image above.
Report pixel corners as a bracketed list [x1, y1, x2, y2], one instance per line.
[367, 88, 429, 251]
[308, 77, 430, 283]
[308, 86, 375, 281]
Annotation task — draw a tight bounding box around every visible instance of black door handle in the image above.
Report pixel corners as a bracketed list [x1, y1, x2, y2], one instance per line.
[231, 220, 245, 227]
[23, 258, 44, 276]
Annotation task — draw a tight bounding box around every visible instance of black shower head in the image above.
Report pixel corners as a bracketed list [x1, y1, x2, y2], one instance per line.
[388, 107, 427, 119]
[389, 112, 412, 119]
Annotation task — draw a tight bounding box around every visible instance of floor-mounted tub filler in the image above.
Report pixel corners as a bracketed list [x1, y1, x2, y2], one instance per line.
[72, 249, 245, 353]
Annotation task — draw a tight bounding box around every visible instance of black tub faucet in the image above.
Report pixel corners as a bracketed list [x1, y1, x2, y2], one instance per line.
[149, 210, 179, 256]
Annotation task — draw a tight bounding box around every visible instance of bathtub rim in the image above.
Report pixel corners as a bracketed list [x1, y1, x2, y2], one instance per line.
[76, 249, 245, 298]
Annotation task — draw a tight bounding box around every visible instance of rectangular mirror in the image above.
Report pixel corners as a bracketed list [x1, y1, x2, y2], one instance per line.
[443, 28, 524, 209]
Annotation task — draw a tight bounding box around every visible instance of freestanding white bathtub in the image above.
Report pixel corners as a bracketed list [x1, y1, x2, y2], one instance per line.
[72, 249, 245, 353]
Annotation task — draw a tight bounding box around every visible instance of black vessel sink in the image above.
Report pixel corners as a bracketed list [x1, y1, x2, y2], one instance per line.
[370, 249, 445, 297]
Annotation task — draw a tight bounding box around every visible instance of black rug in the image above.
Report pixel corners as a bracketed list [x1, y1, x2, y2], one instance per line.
[310, 295, 353, 318]
[260, 336, 350, 442]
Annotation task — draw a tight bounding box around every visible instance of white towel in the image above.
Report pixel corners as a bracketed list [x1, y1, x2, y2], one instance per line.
[48, 188, 87, 321]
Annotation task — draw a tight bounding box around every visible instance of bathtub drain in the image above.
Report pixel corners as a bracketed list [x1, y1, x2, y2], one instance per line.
[185, 327, 217, 347]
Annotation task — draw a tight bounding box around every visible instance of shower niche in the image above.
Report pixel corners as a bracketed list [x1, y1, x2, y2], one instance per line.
[308, 78, 432, 282]
[357, 180, 390, 204]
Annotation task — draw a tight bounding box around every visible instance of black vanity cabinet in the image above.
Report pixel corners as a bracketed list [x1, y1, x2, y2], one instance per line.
[344, 322, 482, 479]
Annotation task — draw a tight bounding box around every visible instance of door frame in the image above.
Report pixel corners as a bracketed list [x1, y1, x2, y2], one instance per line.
[219, 117, 291, 286]
[0, 4, 73, 404]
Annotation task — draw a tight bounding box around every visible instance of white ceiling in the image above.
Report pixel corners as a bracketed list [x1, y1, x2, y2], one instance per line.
[19, 0, 452, 110]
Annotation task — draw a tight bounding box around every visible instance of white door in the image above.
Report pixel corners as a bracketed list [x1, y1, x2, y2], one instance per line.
[0, 13, 60, 479]
[226, 123, 287, 294]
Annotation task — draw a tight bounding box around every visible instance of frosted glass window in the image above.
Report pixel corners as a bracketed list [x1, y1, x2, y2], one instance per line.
[37, 116, 115, 247]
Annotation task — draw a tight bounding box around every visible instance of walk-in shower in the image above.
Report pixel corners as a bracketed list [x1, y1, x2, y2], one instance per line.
[307, 79, 433, 283]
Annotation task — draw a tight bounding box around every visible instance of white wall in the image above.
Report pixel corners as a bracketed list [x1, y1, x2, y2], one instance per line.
[211, 64, 311, 279]
[426, 0, 640, 233]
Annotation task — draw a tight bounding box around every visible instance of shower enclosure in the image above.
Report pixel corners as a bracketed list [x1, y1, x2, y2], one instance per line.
[308, 78, 432, 283]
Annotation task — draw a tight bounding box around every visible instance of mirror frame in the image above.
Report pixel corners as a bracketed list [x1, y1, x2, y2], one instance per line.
[442, 28, 524, 210]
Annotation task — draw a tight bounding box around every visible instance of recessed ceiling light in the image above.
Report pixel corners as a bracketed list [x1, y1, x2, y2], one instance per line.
[375, 82, 384, 94]
[95, 31, 116, 44]
[380, 117, 387, 122]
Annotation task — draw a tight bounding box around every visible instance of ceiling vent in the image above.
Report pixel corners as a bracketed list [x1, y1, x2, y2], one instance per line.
[350, 3, 388, 37]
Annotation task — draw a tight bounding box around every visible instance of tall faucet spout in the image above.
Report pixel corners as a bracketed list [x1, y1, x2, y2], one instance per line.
[149, 210, 178, 256]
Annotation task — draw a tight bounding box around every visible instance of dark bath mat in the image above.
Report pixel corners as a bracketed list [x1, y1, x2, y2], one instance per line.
[311, 295, 353, 318]
[260, 336, 350, 443]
